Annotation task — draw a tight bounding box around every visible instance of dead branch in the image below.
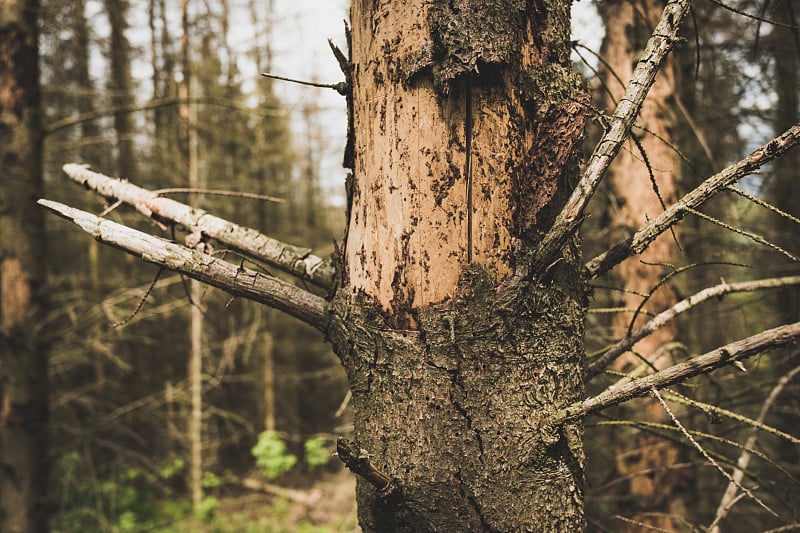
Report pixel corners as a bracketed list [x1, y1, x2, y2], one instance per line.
[531, 0, 691, 272]
[61, 164, 336, 289]
[229, 475, 322, 506]
[45, 97, 285, 135]
[652, 388, 777, 517]
[553, 321, 800, 425]
[708, 364, 800, 532]
[586, 275, 800, 379]
[585, 123, 800, 278]
[39, 199, 329, 331]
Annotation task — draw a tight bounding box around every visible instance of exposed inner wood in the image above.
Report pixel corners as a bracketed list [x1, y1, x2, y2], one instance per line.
[346, 4, 524, 316]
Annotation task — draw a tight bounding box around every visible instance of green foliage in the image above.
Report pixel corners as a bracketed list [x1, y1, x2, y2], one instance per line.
[251, 431, 297, 480]
[159, 457, 186, 480]
[303, 438, 331, 469]
[202, 471, 222, 490]
[197, 496, 221, 523]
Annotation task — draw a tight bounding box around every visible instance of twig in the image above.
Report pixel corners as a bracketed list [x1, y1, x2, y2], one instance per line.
[685, 207, 799, 262]
[708, 364, 800, 532]
[261, 72, 347, 95]
[45, 96, 285, 135]
[152, 187, 284, 203]
[727, 186, 800, 226]
[554, 321, 800, 424]
[110, 268, 163, 328]
[651, 388, 777, 517]
[706, 0, 800, 28]
[531, 0, 692, 273]
[586, 275, 800, 379]
[585, 124, 800, 278]
[38, 199, 329, 331]
[662, 390, 800, 446]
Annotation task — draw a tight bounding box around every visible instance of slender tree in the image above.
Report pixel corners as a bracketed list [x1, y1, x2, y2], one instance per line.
[103, 0, 137, 179]
[0, 0, 49, 531]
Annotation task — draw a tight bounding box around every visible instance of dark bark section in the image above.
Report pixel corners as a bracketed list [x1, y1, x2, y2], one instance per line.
[765, 0, 800, 322]
[0, 1, 49, 531]
[328, 265, 586, 532]
[428, 0, 528, 91]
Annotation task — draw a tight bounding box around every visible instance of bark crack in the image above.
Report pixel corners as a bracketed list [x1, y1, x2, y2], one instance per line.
[448, 369, 484, 457]
[464, 78, 474, 263]
[455, 467, 500, 533]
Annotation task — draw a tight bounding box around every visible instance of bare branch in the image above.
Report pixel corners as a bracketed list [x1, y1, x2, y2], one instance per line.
[61, 164, 336, 289]
[39, 199, 329, 331]
[709, 364, 800, 532]
[531, 0, 691, 272]
[585, 124, 800, 278]
[553, 321, 800, 424]
[652, 388, 777, 517]
[260, 72, 347, 95]
[586, 275, 800, 379]
[45, 97, 284, 136]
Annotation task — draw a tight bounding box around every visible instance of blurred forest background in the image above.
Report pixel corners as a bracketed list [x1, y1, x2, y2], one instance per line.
[3, 0, 798, 531]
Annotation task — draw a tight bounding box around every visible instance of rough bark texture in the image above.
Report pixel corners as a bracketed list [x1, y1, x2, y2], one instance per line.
[331, 1, 588, 530]
[0, 1, 48, 531]
[597, 1, 685, 528]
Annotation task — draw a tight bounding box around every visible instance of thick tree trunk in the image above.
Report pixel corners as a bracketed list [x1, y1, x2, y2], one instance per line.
[0, 1, 49, 531]
[329, 1, 589, 530]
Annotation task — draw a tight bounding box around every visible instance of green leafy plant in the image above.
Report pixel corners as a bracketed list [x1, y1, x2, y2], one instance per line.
[201, 471, 221, 490]
[196, 495, 220, 523]
[158, 457, 186, 480]
[303, 438, 331, 469]
[251, 430, 297, 480]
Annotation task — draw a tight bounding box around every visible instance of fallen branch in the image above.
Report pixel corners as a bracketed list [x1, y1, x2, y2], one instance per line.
[586, 275, 800, 379]
[39, 199, 329, 331]
[61, 164, 336, 289]
[585, 124, 800, 278]
[532, 0, 691, 272]
[229, 475, 323, 506]
[553, 321, 800, 425]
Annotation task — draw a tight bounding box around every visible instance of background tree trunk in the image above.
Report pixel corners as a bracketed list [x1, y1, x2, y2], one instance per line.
[596, 0, 687, 529]
[765, 0, 800, 322]
[330, 1, 589, 530]
[103, 0, 137, 179]
[0, 0, 49, 531]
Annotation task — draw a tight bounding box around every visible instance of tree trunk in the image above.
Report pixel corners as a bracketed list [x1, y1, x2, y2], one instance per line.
[596, 1, 686, 529]
[766, 0, 800, 321]
[103, 0, 137, 179]
[329, 1, 589, 530]
[0, 1, 49, 531]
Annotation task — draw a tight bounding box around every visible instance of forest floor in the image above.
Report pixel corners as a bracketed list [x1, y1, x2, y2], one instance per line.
[182, 468, 360, 532]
